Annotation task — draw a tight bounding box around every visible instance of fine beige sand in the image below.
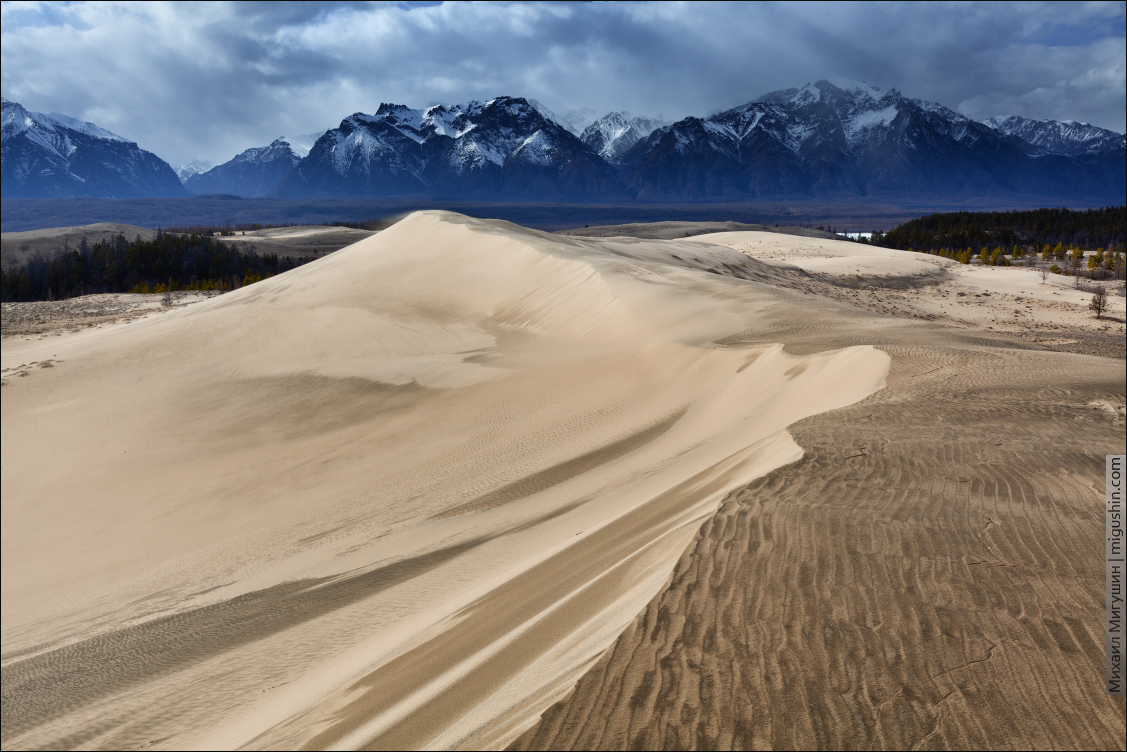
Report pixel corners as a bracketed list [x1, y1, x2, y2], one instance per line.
[557, 221, 838, 241]
[696, 232, 1126, 359]
[513, 235, 1126, 749]
[2, 212, 890, 750]
[3, 216, 1123, 750]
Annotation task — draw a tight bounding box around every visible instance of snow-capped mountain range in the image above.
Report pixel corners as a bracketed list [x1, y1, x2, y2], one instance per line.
[2, 81, 1123, 202]
[270, 97, 619, 199]
[984, 115, 1125, 158]
[621, 78, 1124, 200]
[1, 97, 186, 198]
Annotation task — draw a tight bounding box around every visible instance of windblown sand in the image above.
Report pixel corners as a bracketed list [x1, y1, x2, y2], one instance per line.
[2, 214, 1123, 750]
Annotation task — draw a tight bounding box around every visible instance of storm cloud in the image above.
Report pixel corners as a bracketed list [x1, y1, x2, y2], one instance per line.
[2, 1, 1124, 166]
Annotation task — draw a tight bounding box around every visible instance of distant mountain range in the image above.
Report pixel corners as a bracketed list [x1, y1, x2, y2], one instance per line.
[184, 133, 323, 197]
[621, 79, 1124, 201]
[3, 80, 1124, 203]
[1, 97, 186, 198]
[271, 98, 620, 199]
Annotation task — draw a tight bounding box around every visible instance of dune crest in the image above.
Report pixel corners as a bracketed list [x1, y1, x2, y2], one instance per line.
[1, 211, 888, 750]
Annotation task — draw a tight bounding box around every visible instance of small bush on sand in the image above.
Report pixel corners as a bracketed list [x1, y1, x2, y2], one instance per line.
[1089, 286, 1108, 319]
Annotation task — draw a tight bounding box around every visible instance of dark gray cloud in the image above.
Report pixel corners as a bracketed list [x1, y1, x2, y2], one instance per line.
[2, 1, 1123, 166]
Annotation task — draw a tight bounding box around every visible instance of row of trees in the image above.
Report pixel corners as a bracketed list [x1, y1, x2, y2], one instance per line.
[1, 232, 312, 302]
[900, 243, 1125, 278]
[871, 206, 1126, 254]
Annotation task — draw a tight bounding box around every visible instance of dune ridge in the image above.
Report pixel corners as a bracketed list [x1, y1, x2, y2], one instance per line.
[511, 279, 1126, 749]
[1, 212, 889, 749]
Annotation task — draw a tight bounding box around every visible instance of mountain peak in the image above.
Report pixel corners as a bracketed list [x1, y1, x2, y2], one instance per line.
[580, 111, 669, 163]
[2, 99, 185, 198]
[375, 102, 412, 116]
[176, 159, 214, 183]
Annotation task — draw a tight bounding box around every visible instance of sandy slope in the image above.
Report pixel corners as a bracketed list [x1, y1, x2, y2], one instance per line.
[514, 237, 1127, 750]
[0, 212, 888, 750]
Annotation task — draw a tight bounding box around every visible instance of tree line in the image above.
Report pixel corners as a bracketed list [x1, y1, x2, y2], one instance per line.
[1, 231, 312, 302]
[869, 206, 1126, 253]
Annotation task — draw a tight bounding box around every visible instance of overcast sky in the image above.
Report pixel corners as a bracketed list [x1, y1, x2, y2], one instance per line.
[2, 1, 1124, 166]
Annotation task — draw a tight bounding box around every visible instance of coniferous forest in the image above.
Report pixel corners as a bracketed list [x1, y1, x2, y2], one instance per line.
[1, 231, 312, 302]
[871, 206, 1126, 253]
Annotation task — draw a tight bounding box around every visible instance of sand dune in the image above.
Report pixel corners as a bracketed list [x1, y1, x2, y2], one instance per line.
[514, 236, 1126, 750]
[1, 212, 889, 749]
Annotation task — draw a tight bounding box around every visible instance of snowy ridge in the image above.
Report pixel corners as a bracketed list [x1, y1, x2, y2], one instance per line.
[2, 98, 129, 162]
[622, 78, 1123, 201]
[984, 115, 1126, 157]
[322, 97, 575, 176]
[579, 112, 668, 163]
[6, 84, 1122, 201]
[273, 95, 620, 198]
[2, 97, 185, 198]
[675, 78, 1006, 159]
[279, 131, 326, 159]
[176, 159, 214, 182]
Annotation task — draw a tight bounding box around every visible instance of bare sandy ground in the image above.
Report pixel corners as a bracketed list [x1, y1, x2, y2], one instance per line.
[1, 213, 888, 750]
[513, 315, 1126, 752]
[513, 235, 1126, 750]
[696, 232, 1126, 359]
[557, 220, 838, 241]
[1, 291, 218, 339]
[2, 219, 1123, 750]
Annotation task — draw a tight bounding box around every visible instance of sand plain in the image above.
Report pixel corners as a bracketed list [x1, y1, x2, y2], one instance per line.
[557, 221, 838, 241]
[1, 213, 1123, 750]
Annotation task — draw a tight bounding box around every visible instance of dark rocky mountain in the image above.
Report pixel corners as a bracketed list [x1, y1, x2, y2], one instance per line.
[620, 79, 1124, 203]
[185, 134, 322, 197]
[1, 98, 186, 199]
[270, 97, 621, 199]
